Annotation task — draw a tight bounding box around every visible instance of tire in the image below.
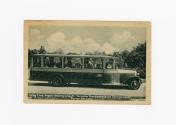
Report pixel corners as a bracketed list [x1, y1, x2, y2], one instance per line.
[128, 79, 141, 90]
[50, 76, 63, 87]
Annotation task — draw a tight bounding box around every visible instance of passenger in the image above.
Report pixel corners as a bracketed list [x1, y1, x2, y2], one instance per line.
[75, 63, 82, 68]
[54, 57, 62, 68]
[56, 61, 62, 68]
[45, 57, 50, 67]
[84, 58, 89, 68]
[49, 57, 55, 67]
[66, 58, 72, 68]
[106, 59, 113, 69]
[88, 58, 94, 69]
[34, 57, 41, 67]
[96, 64, 102, 69]
[71, 58, 81, 68]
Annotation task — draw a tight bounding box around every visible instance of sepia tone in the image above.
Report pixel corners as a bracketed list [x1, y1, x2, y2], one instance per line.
[24, 20, 151, 104]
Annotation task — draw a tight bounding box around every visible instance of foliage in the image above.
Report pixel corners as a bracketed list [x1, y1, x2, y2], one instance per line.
[126, 43, 146, 78]
[113, 43, 146, 78]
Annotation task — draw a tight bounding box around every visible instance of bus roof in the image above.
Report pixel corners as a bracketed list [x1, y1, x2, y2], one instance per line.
[32, 54, 117, 59]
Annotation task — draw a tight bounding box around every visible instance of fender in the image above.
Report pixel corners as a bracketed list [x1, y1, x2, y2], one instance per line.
[124, 76, 141, 85]
[53, 73, 66, 84]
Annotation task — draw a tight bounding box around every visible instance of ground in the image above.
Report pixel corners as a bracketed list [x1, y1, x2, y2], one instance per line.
[28, 81, 146, 100]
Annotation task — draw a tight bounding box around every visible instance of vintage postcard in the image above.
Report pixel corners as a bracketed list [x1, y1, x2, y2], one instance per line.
[24, 20, 151, 104]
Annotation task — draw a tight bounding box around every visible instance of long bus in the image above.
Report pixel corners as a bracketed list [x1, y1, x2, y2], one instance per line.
[29, 54, 142, 90]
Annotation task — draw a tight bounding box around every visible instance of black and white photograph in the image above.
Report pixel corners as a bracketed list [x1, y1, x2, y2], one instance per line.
[24, 20, 151, 104]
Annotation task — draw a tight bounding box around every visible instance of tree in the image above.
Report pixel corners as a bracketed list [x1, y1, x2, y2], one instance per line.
[121, 50, 130, 68]
[39, 46, 47, 54]
[112, 42, 146, 78]
[113, 52, 124, 68]
[126, 43, 146, 78]
[54, 48, 64, 54]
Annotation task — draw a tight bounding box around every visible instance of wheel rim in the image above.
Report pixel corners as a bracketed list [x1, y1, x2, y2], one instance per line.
[56, 78, 62, 85]
[131, 80, 140, 89]
[52, 79, 57, 86]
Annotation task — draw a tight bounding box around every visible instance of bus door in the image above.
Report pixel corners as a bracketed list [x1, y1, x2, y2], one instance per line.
[103, 58, 120, 85]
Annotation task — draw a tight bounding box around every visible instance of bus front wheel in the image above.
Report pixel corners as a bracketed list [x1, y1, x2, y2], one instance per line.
[128, 79, 141, 90]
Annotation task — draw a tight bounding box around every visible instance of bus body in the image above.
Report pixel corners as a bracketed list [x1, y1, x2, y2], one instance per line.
[29, 54, 142, 90]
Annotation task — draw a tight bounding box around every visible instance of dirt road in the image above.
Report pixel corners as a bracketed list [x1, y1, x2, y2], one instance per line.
[28, 81, 145, 100]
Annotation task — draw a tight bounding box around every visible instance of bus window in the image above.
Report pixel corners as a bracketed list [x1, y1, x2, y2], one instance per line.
[94, 58, 103, 69]
[44, 57, 51, 67]
[64, 57, 72, 68]
[53, 57, 62, 68]
[86, 58, 94, 69]
[33, 56, 41, 67]
[43, 56, 62, 68]
[72, 58, 82, 68]
[85, 58, 89, 68]
[84, 58, 103, 69]
[64, 57, 82, 68]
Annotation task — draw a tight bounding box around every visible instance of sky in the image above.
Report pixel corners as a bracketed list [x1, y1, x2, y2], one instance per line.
[29, 26, 146, 54]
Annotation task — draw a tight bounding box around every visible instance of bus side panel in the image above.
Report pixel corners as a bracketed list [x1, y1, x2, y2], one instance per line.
[104, 73, 113, 83]
[30, 71, 104, 85]
[81, 72, 104, 85]
[30, 70, 136, 85]
[30, 71, 72, 82]
[30, 71, 51, 81]
[119, 73, 135, 84]
[78, 72, 120, 85]
[70, 72, 83, 84]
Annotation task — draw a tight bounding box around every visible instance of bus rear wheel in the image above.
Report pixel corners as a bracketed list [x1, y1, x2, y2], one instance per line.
[51, 76, 63, 87]
[128, 79, 140, 90]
